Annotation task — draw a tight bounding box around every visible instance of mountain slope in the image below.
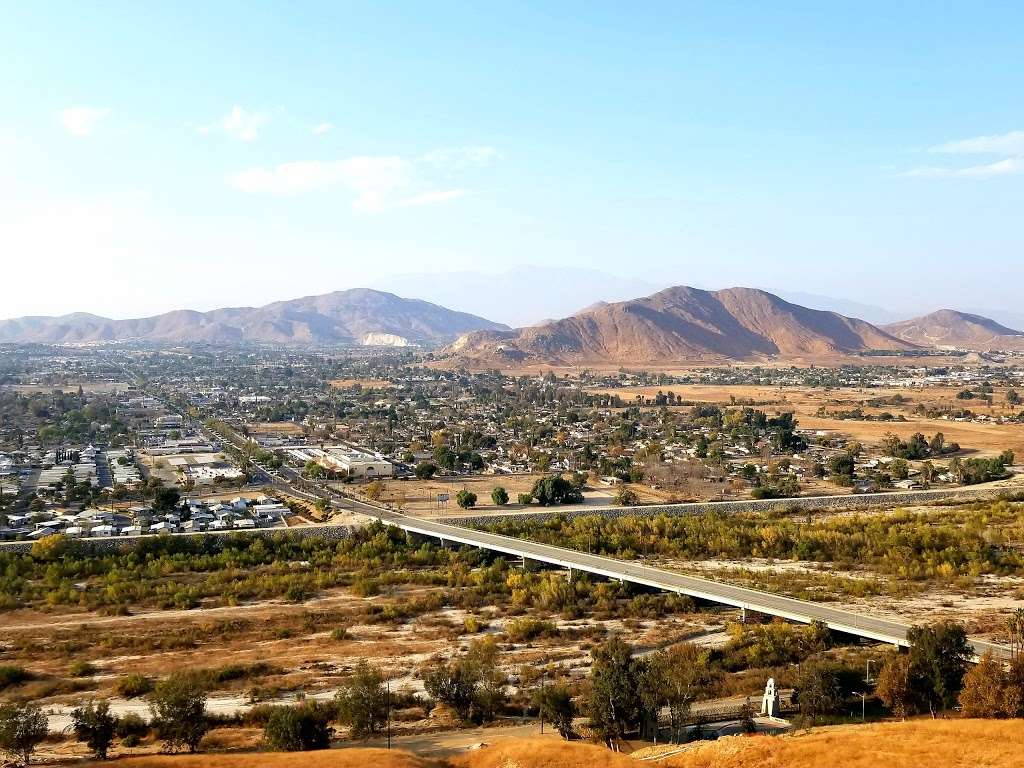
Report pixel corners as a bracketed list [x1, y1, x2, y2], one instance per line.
[884, 310, 1024, 351]
[449, 285, 915, 365]
[0, 289, 506, 346]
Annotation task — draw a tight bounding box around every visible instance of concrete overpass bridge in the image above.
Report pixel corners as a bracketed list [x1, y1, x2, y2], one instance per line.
[369, 508, 1010, 661]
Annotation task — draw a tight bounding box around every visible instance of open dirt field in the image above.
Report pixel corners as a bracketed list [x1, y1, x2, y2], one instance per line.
[329, 378, 396, 390]
[587, 384, 1024, 457]
[248, 422, 306, 436]
[1, 579, 722, 741]
[362, 475, 669, 516]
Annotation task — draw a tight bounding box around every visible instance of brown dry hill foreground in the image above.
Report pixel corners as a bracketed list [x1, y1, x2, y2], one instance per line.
[87, 721, 1024, 768]
[883, 309, 1024, 352]
[447, 286, 915, 367]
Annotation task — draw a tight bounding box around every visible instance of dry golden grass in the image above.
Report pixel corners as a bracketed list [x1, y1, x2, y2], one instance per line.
[586, 383, 1024, 458]
[662, 719, 1024, 768]
[329, 378, 396, 390]
[449, 738, 636, 768]
[97, 748, 436, 768]
[85, 722, 1024, 767]
[248, 422, 306, 436]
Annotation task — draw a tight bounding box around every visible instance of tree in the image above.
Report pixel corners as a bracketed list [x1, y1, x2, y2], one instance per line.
[793, 660, 844, 723]
[364, 480, 384, 501]
[335, 661, 387, 739]
[0, 702, 48, 765]
[531, 475, 584, 507]
[907, 621, 970, 715]
[414, 461, 437, 480]
[875, 653, 913, 719]
[455, 489, 477, 509]
[584, 638, 644, 746]
[644, 643, 718, 743]
[533, 684, 576, 740]
[889, 458, 909, 481]
[152, 486, 180, 513]
[423, 638, 506, 724]
[1008, 390, 1021, 406]
[70, 699, 117, 760]
[149, 673, 208, 753]
[959, 653, 1012, 718]
[490, 486, 509, 506]
[263, 703, 332, 751]
[614, 487, 640, 507]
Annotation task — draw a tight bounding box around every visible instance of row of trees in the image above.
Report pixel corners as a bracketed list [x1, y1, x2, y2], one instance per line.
[0, 674, 210, 764]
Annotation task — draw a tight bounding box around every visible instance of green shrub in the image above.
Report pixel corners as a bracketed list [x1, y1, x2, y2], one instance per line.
[115, 674, 154, 698]
[69, 660, 97, 678]
[0, 666, 32, 691]
[263, 703, 333, 751]
[115, 712, 149, 739]
[504, 617, 557, 643]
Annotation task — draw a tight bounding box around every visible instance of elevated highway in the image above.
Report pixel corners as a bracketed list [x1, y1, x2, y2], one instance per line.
[369, 508, 1009, 661]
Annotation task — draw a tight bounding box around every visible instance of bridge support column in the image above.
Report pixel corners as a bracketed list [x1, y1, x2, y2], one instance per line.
[741, 606, 747, 624]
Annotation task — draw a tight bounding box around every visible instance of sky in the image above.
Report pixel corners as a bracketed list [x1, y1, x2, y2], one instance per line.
[1, 1, 1022, 320]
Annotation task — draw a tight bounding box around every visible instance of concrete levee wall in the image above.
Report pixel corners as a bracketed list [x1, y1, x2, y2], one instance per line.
[438, 486, 1015, 528]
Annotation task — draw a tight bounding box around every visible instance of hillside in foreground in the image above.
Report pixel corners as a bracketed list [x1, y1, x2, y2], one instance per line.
[89, 721, 1024, 768]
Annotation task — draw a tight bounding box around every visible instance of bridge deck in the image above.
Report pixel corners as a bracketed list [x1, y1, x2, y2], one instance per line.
[375, 510, 1009, 660]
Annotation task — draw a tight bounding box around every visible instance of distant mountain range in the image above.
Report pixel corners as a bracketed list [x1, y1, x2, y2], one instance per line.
[0, 289, 507, 346]
[5, 282, 1023, 359]
[449, 285, 916, 365]
[883, 310, 1024, 351]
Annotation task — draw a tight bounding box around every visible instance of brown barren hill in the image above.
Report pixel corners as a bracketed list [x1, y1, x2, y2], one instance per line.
[88, 721, 1024, 768]
[448, 285, 915, 366]
[884, 309, 1024, 351]
[89, 748, 438, 768]
[0, 289, 507, 346]
[662, 719, 1024, 768]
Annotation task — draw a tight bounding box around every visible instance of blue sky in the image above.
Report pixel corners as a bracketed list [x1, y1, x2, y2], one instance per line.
[1, 1, 1022, 319]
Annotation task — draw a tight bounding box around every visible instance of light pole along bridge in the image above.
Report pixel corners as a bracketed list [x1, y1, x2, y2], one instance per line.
[369, 508, 1010, 661]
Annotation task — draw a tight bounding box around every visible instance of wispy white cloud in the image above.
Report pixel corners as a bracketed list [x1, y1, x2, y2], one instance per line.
[232, 145, 499, 211]
[200, 105, 270, 141]
[904, 157, 1024, 179]
[928, 130, 1024, 156]
[419, 145, 501, 170]
[312, 122, 333, 135]
[59, 106, 110, 137]
[905, 130, 1024, 179]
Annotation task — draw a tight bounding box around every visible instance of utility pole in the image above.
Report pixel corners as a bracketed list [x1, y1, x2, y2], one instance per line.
[386, 678, 392, 750]
[539, 665, 546, 734]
